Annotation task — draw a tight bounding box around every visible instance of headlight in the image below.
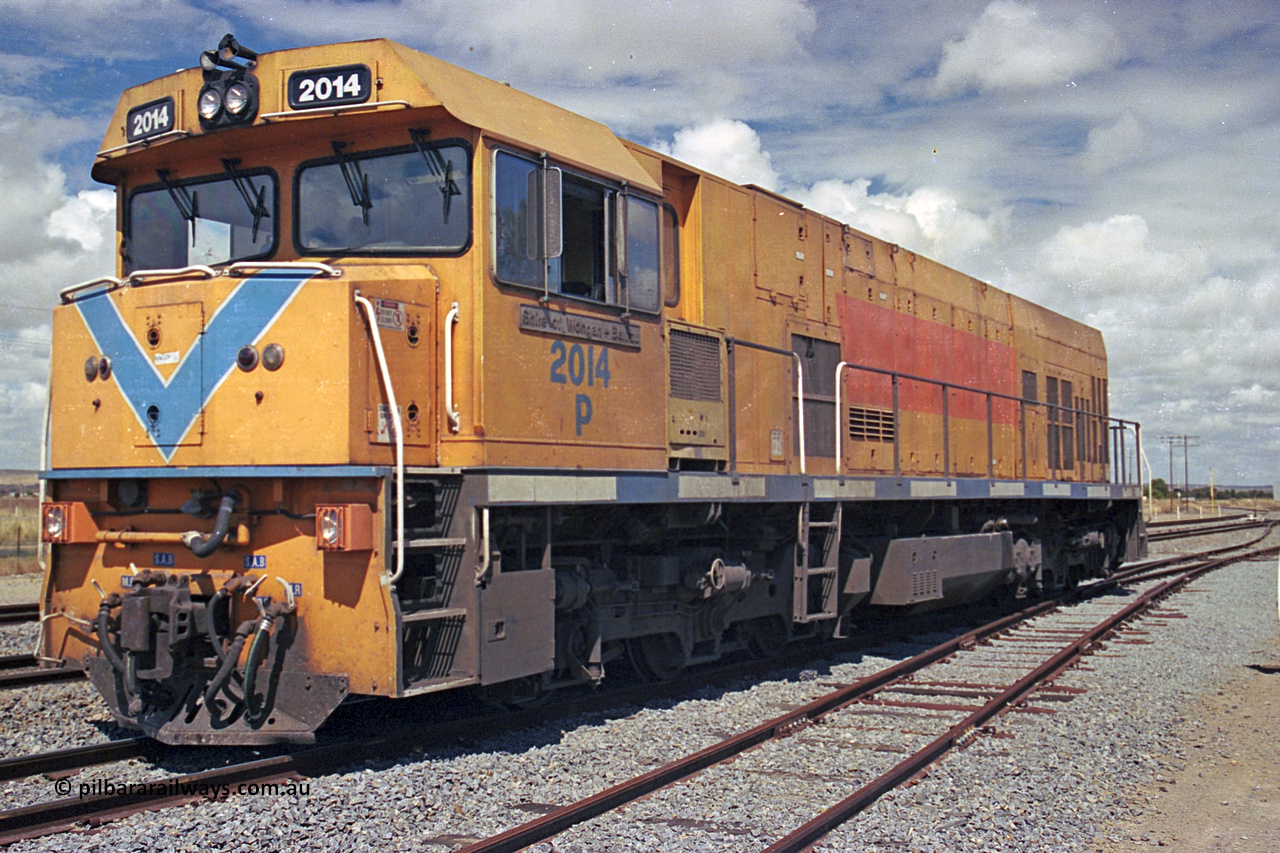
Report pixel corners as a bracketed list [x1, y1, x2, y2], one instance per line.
[318, 509, 343, 548]
[224, 82, 251, 116]
[84, 356, 99, 383]
[42, 505, 66, 542]
[198, 87, 223, 120]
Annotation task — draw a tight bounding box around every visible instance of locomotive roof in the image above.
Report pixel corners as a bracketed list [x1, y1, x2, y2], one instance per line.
[92, 38, 662, 194]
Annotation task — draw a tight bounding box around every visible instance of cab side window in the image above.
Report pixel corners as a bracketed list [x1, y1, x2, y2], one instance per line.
[492, 149, 662, 314]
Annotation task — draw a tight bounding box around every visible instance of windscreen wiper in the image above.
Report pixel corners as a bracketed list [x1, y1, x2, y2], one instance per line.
[409, 128, 462, 223]
[220, 158, 269, 242]
[157, 169, 199, 246]
[331, 141, 372, 226]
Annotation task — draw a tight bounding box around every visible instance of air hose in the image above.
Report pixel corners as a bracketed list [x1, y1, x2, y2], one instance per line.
[206, 588, 231, 666]
[183, 490, 240, 557]
[95, 596, 127, 675]
[241, 613, 274, 718]
[96, 594, 141, 705]
[203, 619, 253, 715]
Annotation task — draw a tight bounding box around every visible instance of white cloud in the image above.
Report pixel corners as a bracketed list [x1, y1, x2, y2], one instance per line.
[0, 0, 229, 59]
[796, 179, 1002, 261]
[933, 1, 1124, 95]
[652, 119, 781, 190]
[217, 0, 817, 85]
[1082, 113, 1145, 173]
[1230, 383, 1276, 406]
[1037, 215, 1203, 299]
[46, 190, 115, 253]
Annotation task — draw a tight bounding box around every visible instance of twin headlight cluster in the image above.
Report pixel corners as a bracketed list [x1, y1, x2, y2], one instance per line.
[198, 79, 257, 126]
[197, 34, 259, 132]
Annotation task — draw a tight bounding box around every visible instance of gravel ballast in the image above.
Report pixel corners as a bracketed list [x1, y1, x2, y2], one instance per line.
[2, 536, 1277, 852]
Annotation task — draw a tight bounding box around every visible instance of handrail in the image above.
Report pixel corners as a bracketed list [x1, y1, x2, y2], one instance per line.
[444, 302, 460, 433]
[59, 263, 341, 304]
[95, 129, 191, 160]
[833, 359, 1141, 486]
[59, 276, 124, 304]
[60, 267, 216, 303]
[225, 261, 342, 278]
[259, 100, 413, 122]
[126, 265, 218, 284]
[353, 290, 405, 585]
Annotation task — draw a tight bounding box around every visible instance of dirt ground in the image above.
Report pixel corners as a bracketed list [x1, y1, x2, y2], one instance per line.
[1096, 633, 1280, 851]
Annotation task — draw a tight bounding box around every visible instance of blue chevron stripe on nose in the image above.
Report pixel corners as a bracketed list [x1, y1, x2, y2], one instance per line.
[73, 270, 316, 463]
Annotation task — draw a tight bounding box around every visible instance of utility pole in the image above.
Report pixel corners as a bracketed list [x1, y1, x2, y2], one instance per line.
[1158, 435, 1200, 512]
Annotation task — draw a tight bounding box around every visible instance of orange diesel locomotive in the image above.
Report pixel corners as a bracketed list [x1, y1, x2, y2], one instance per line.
[39, 36, 1145, 744]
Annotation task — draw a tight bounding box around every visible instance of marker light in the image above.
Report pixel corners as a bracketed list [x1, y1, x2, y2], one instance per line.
[314, 504, 374, 552]
[42, 505, 65, 542]
[237, 345, 258, 372]
[262, 343, 285, 371]
[318, 509, 343, 549]
[39, 503, 96, 544]
[84, 356, 99, 382]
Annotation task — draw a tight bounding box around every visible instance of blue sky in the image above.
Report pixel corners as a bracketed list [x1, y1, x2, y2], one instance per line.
[1, 0, 1278, 490]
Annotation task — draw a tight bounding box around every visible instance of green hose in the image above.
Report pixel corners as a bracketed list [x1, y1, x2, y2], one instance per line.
[242, 620, 271, 717]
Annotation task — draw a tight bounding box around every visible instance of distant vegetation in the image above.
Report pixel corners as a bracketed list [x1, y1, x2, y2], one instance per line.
[1145, 477, 1273, 501]
[0, 496, 39, 576]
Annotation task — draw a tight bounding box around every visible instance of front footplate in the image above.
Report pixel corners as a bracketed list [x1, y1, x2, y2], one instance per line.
[85, 657, 349, 746]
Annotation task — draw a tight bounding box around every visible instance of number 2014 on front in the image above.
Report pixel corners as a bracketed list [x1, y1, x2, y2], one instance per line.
[287, 65, 372, 110]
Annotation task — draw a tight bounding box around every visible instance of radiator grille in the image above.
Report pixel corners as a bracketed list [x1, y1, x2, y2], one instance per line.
[669, 329, 722, 402]
[848, 406, 896, 442]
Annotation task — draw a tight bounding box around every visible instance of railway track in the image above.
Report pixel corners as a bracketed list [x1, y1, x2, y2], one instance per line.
[0, 655, 81, 690]
[0, 604, 37, 626]
[1147, 516, 1269, 542]
[0, 527, 1270, 847]
[453, 537, 1277, 853]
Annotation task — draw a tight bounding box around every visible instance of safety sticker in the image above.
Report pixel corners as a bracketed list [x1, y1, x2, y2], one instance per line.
[375, 298, 405, 331]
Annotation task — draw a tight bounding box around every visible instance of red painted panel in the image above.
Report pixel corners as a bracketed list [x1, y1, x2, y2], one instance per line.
[837, 294, 1018, 425]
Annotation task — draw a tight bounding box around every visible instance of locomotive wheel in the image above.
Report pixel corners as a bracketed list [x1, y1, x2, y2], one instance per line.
[626, 633, 686, 681]
[745, 616, 788, 658]
[478, 675, 547, 708]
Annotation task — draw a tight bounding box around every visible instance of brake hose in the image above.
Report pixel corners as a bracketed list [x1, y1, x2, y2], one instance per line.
[183, 490, 240, 557]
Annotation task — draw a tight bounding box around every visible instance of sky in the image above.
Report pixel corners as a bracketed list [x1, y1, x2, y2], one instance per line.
[0, 0, 1277, 489]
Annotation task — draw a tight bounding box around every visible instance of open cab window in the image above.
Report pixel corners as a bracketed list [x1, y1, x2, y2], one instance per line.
[125, 166, 277, 273]
[492, 149, 662, 314]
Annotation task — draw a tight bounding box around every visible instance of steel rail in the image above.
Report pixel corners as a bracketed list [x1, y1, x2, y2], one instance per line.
[1148, 519, 1269, 542]
[1146, 512, 1251, 529]
[0, 667, 82, 691]
[0, 604, 38, 625]
[453, 537, 1275, 853]
[760, 549, 1256, 853]
[0, 738, 153, 784]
